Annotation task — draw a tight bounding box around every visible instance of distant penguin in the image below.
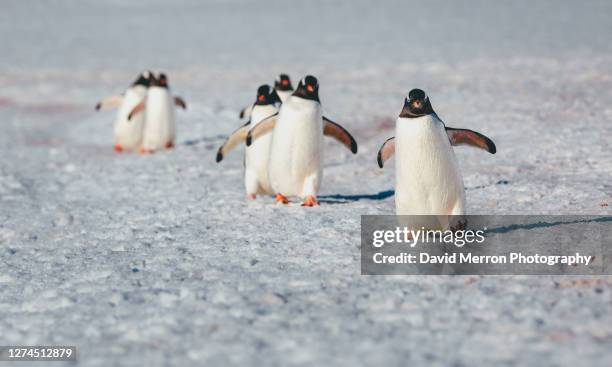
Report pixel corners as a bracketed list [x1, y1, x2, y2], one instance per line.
[376, 89, 496, 229]
[246, 75, 358, 206]
[216, 85, 281, 199]
[272, 73, 294, 103]
[95, 71, 152, 152]
[239, 74, 294, 119]
[128, 73, 187, 154]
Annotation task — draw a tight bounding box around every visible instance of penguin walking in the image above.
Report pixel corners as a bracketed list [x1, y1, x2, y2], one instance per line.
[376, 89, 496, 229]
[246, 75, 358, 206]
[216, 85, 281, 199]
[95, 71, 152, 152]
[128, 73, 187, 154]
[239, 74, 293, 119]
[271, 74, 294, 103]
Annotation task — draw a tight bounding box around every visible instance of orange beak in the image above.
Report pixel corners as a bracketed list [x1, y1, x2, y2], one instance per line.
[306, 84, 314, 93]
[282, 80, 289, 86]
[258, 95, 265, 102]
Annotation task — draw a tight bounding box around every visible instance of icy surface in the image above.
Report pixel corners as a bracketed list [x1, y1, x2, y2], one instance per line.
[1, 0, 612, 366]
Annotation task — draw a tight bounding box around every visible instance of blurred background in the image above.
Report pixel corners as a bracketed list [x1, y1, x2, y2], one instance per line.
[3, 0, 612, 68]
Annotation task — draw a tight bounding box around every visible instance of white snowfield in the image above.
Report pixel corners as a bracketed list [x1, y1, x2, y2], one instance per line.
[1, 0, 611, 366]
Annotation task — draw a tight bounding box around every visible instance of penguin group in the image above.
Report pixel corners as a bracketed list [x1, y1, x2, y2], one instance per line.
[96, 71, 497, 223]
[217, 74, 497, 223]
[217, 74, 357, 206]
[95, 71, 187, 154]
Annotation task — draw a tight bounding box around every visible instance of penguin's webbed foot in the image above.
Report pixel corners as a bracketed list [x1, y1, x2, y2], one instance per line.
[302, 196, 319, 207]
[275, 194, 289, 204]
[165, 142, 174, 149]
[248, 193, 257, 200]
[114, 144, 123, 153]
[139, 148, 153, 155]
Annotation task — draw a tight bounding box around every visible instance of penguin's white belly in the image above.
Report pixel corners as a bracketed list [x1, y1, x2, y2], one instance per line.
[268, 101, 323, 197]
[245, 104, 277, 194]
[114, 87, 146, 149]
[395, 116, 465, 223]
[276, 90, 292, 103]
[142, 88, 175, 151]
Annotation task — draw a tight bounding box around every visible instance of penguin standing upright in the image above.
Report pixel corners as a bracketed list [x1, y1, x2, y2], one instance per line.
[239, 74, 293, 119]
[128, 73, 187, 154]
[272, 74, 294, 103]
[95, 71, 152, 152]
[216, 85, 281, 199]
[376, 89, 496, 229]
[246, 75, 358, 206]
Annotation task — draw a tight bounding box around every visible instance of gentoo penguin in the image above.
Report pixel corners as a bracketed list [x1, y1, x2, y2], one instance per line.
[376, 89, 496, 229]
[239, 74, 294, 119]
[216, 85, 281, 199]
[272, 74, 294, 103]
[128, 73, 187, 154]
[246, 75, 358, 206]
[95, 71, 152, 152]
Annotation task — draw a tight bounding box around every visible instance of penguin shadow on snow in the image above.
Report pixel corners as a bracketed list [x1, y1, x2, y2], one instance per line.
[485, 216, 612, 235]
[317, 180, 510, 205]
[318, 189, 395, 204]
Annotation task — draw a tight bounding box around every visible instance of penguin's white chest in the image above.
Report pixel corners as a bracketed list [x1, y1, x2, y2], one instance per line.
[142, 87, 175, 150]
[114, 86, 146, 149]
[395, 115, 465, 219]
[268, 97, 323, 197]
[276, 90, 293, 103]
[244, 104, 278, 194]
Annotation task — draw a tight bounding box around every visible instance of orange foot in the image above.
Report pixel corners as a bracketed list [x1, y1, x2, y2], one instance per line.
[248, 193, 257, 200]
[275, 193, 289, 204]
[139, 148, 153, 155]
[114, 144, 123, 153]
[302, 195, 319, 207]
[165, 142, 174, 149]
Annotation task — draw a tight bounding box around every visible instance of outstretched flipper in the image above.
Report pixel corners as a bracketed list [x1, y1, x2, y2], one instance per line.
[95, 95, 123, 110]
[127, 101, 146, 121]
[377, 137, 395, 168]
[245, 113, 278, 146]
[216, 121, 251, 162]
[174, 96, 187, 110]
[239, 104, 253, 119]
[322, 117, 358, 154]
[445, 127, 496, 154]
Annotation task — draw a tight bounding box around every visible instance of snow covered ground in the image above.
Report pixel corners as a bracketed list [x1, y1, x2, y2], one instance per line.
[1, 0, 611, 366]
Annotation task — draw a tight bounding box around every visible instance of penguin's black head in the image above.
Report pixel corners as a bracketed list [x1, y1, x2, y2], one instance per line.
[274, 74, 293, 91]
[255, 84, 281, 105]
[132, 70, 153, 87]
[157, 73, 169, 89]
[400, 88, 434, 118]
[148, 73, 158, 86]
[293, 75, 319, 102]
